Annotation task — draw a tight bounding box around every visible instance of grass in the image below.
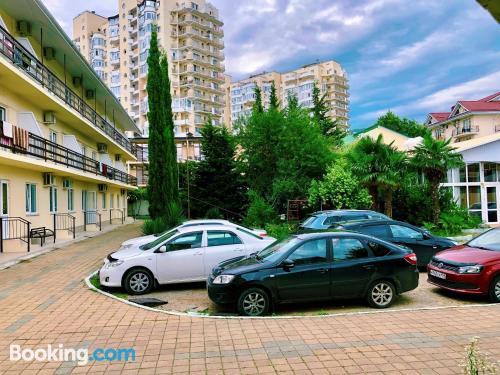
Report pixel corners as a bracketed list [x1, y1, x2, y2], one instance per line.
[89, 275, 128, 299]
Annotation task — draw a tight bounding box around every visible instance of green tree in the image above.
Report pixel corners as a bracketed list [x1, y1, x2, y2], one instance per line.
[377, 150, 408, 217]
[146, 26, 169, 219]
[191, 123, 246, 220]
[269, 81, 279, 111]
[252, 85, 264, 114]
[411, 135, 463, 224]
[374, 111, 429, 138]
[311, 83, 346, 146]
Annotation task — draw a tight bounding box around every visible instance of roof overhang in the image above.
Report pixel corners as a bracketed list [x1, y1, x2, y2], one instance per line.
[428, 111, 500, 128]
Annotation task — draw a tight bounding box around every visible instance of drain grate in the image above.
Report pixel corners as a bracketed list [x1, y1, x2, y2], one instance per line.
[128, 297, 168, 307]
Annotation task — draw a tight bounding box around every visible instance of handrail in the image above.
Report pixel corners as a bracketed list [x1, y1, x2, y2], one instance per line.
[0, 25, 136, 156]
[84, 211, 102, 232]
[109, 208, 125, 225]
[0, 217, 31, 253]
[52, 213, 76, 240]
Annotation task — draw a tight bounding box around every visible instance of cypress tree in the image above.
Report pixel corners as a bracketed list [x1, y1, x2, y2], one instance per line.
[312, 82, 346, 146]
[146, 27, 168, 218]
[252, 85, 264, 114]
[269, 81, 279, 111]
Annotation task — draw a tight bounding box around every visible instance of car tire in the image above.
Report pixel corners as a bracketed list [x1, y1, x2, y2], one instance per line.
[366, 280, 396, 308]
[237, 287, 270, 316]
[489, 276, 500, 303]
[123, 268, 153, 295]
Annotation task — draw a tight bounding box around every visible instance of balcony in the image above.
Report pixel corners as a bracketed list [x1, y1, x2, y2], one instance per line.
[0, 25, 136, 156]
[452, 126, 479, 139]
[0, 131, 137, 186]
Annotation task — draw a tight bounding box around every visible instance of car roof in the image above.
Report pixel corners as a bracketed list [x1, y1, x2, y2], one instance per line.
[311, 210, 381, 216]
[182, 219, 231, 225]
[339, 219, 409, 228]
[295, 230, 370, 240]
[176, 224, 247, 233]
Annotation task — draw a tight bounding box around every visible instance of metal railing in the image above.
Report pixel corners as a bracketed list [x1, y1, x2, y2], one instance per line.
[84, 211, 102, 232]
[452, 126, 479, 137]
[0, 217, 31, 253]
[1, 131, 137, 186]
[0, 25, 136, 155]
[52, 213, 76, 240]
[109, 209, 125, 225]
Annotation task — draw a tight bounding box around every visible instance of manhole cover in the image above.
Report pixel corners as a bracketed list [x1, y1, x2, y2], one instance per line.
[128, 297, 168, 307]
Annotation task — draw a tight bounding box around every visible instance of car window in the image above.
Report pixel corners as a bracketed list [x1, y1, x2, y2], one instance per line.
[236, 226, 262, 239]
[390, 225, 423, 240]
[207, 231, 242, 246]
[361, 224, 391, 237]
[340, 214, 368, 221]
[333, 238, 368, 261]
[287, 239, 328, 265]
[140, 230, 178, 250]
[366, 241, 392, 257]
[166, 232, 203, 251]
[302, 216, 319, 226]
[323, 216, 341, 225]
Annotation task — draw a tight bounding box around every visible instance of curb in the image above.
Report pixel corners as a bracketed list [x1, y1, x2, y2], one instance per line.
[84, 270, 500, 320]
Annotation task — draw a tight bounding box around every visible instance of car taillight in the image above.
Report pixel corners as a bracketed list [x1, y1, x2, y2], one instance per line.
[404, 253, 417, 265]
[260, 233, 267, 237]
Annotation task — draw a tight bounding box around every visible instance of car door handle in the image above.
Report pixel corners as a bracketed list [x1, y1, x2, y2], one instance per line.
[317, 268, 328, 274]
[362, 265, 374, 270]
[193, 252, 203, 256]
[234, 248, 244, 252]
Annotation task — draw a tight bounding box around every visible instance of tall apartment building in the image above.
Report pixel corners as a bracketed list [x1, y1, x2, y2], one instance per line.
[229, 60, 349, 128]
[0, 0, 139, 252]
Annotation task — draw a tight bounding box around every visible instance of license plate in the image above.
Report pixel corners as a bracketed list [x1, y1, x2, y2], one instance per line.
[430, 269, 446, 279]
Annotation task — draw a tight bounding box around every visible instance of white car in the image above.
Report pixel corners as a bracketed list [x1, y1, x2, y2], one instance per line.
[100, 225, 276, 294]
[121, 219, 268, 247]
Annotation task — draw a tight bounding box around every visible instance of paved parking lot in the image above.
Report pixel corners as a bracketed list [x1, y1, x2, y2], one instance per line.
[0, 222, 499, 374]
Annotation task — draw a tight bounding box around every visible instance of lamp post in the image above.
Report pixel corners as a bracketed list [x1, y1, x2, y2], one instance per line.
[186, 131, 193, 219]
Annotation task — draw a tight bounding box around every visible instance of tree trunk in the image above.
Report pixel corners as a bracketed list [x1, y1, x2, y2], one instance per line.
[430, 179, 440, 225]
[369, 184, 379, 212]
[384, 189, 393, 218]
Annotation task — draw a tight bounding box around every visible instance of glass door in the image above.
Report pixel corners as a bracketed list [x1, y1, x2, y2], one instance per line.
[0, 181, 9, 238]
[486, 187, 498, 223]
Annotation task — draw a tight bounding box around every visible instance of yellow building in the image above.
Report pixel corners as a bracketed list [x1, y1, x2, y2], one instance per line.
[229, 60, 349, 128]
[0, 0, 139, 252]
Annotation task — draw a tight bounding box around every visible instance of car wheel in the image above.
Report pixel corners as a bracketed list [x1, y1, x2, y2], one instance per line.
[237, 287, 269, 316]
[489, 276, 500, 303]
[124, 269, 153, 295]
[367, 280, 396, 308]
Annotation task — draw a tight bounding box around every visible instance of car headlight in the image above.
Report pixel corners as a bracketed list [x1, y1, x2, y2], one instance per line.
[458, 265, 483, 274]
[212, 275, 235, 284]
[103, 260, 124, 269]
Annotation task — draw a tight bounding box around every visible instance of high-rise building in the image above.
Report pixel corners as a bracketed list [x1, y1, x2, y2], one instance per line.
[229, 60, 349, 128]
[0, 0, 139, 252]
[73, 0, 225, 186]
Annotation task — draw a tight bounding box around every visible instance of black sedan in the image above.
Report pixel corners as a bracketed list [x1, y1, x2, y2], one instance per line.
[207, 232, 419, 316]
[334, 220, 457, 267]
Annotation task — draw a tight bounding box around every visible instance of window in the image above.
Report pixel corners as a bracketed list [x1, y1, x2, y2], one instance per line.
[361, 225, 390, 237]
[333, 238, 368, 261]
[390, 225, 423, 240]
[101, 193, 106, 209]
[67, 188, 74, 211]
[468, 186, 482, 210]
[467, 163, 480, 182]
[110, 193, 114, 208]
[484, 163, 498, 182]
[323, 216, 341, 226]
[49, 186, 58, 213]
[49, 131, 57, 144]
[287, 239, 327, 265]
[0, 106, 5, 121]
[366, 241, 391, 257]
[167, 232, 202, 251]
[25, 183, 37, 214]
[207, 231, 242, 247]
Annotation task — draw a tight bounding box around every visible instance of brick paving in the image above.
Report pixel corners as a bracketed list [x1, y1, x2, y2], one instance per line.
[0, 222, 499, 374]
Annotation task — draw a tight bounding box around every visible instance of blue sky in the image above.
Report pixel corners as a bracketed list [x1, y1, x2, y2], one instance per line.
[44, 0, 500, 130]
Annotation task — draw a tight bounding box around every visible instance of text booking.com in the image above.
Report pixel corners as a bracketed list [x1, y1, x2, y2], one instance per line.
[10, 344, 136, 366]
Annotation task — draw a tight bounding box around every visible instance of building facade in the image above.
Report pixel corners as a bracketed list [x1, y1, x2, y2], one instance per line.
[0, 0, 139, 252]
[229, 60, 349, 128]
[426, 92, 500, 224]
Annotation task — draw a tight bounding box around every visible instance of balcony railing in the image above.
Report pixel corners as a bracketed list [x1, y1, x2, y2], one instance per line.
[0, 25, 136, 155]
[134, 145, 149, 162]
[1, 131, 137, 186]
[452, 126, 479, 137]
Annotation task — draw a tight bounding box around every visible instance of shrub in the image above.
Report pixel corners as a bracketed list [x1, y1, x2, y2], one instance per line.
[141, 201, 185, 235]
[243, 191, 277, 228]
[264, 223, 297, 241]
[205, 207, 223, 219]
[461, 337, 498, 374]
[423, 205, 482, 236]
[142, 216, 169, 235]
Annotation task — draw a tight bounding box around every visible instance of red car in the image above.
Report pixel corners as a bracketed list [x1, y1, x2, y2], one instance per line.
[427, 228, 500, 302]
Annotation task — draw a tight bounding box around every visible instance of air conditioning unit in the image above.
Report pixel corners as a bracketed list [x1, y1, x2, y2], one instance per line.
[86, 90, 95, 100]
[43, 173, 56, 186]
[98, 184, 108, 192]
[62, 179, 73, 189]
[97, 143, 108, 153]
[43, 47, 55, 60]
[16, 21, 32, 36]
[43, 111, 56, 125]
[72, 76, 82, 87]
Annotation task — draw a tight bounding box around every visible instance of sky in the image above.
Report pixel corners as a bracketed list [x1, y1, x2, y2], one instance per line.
[43, 0, 500, 130]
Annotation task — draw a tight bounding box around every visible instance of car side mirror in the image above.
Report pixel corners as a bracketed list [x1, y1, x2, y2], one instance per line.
[155, 245, 167, 253]
[281, 259, 295, 270]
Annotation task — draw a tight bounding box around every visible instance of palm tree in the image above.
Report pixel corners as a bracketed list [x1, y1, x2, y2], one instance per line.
[411, 135, 464, 224]
[378, 150, 407, 217]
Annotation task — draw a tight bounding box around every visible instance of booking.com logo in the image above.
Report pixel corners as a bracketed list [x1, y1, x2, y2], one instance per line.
[10, 344, 136, 366]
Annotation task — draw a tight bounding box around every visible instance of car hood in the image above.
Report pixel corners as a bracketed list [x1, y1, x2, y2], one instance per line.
[121, 234, 156, 246]
[213, 255, 268, 276]
[109, 246, 146, 260]
[434, 246, 500, 265]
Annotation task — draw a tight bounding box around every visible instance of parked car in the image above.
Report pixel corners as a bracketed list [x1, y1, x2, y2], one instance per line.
[299, 210, 390, 231]
[334, 219, 457, 267]
[100, 225, 276, 294]
[121, 219, 268, 247]
[427, 228, 500, 302]
[207, 231, 419, 316]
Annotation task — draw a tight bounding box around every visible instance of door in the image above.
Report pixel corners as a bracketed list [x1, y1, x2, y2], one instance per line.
[274, 239, 331, 302]
[204, 230, 245, 275]
[0, 181, 9, 238]
[87, 191, 97, 224]
[389, 224, 435, 266]
[331, 237, 375, 298]
[155, 231, 205, 283]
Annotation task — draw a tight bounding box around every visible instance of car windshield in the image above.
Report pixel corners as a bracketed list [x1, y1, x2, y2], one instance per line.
[140, 230, 178, 250]
[301, 216, 318, 227]
[468, 229, 500, 251]
[256, 237, 301, 263]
